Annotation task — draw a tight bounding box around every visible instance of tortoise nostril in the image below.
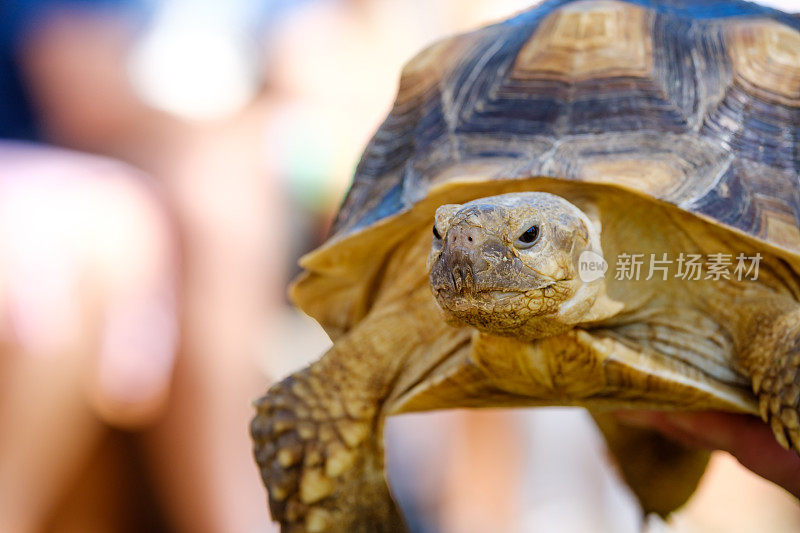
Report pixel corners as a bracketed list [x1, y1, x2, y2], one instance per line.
[467, 236, 473, 242]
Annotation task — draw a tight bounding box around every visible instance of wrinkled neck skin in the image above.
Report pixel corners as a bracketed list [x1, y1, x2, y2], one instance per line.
[428, 192, 622, 341]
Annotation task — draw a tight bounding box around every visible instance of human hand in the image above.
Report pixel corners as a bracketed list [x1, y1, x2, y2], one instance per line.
[615, 410, 800, 498]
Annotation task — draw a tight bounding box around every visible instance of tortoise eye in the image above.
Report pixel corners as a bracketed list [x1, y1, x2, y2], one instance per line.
[516, 225, 539, 247]
[433, 225, 442, 240]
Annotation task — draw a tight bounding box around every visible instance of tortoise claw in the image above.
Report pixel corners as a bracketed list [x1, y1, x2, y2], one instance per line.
[753, 341, 800, 454]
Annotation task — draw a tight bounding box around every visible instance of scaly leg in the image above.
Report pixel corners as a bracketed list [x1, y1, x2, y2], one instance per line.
[251, 285, 464, 532]
[251, 364, 400, 533]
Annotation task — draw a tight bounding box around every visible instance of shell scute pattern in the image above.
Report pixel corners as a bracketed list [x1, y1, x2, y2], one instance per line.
[332, 0, 800, 257]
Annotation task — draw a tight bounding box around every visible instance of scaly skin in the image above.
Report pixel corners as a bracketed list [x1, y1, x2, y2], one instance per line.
[252, 253, 447, 532]
[251, 364, 404, 533]
[429, 193, 617, 341]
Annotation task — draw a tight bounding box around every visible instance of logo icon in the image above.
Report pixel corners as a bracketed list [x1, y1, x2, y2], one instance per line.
[578, 250, 607, 282]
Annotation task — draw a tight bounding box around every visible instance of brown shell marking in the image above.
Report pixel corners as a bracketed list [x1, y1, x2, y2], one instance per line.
[513, 0, 653, 81]
[728, 20, 800, 107]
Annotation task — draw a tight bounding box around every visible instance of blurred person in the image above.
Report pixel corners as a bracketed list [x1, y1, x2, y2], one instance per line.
[4, 2, 798, 533]
[0, 143, 176, 532]
[1, 1, 285, 531]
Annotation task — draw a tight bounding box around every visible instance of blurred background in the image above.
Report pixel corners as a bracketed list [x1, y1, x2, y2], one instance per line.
[0, 0, 798, 532]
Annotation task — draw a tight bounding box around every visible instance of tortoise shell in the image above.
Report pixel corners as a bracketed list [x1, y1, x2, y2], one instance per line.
[294, 0, 800, 336]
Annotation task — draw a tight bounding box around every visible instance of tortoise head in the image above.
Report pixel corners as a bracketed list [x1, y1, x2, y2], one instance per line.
[428, 192, 609, 339]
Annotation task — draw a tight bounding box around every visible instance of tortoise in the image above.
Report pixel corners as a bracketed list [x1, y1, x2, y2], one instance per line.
[251, 0, 800, 530]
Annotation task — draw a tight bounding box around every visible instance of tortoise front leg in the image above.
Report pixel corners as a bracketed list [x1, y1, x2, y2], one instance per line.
[251, 286, 455, 532]
[251, 363, 402, 533]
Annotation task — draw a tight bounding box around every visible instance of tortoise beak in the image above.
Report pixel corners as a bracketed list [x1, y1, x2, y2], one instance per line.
[447, 246, 481, 293]
[430, 223, 498, 295]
